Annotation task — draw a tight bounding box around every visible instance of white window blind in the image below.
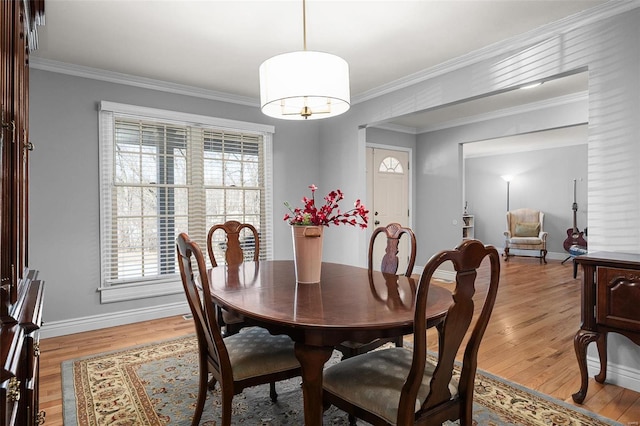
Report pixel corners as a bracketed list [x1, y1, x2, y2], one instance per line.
[98, 101, 273, 303]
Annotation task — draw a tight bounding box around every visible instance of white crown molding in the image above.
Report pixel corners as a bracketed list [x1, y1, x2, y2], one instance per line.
[29, 57, 259, 107]
[369, 122, 418, 135]
[352, 1, 639, 104]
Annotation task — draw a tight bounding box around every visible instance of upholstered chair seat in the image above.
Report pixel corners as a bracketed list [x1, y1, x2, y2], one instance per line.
[323, 348, 459, 424]
[226, 327, 300, 381]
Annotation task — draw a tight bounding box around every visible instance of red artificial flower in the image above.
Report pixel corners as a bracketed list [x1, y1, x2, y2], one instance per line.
[284, 185, 369, 228]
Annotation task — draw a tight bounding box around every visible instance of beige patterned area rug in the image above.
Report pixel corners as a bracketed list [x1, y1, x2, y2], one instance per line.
[62, 335, 621, 426]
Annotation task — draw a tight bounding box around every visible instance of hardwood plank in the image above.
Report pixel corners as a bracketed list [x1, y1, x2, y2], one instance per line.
[39, 258, 640, 425]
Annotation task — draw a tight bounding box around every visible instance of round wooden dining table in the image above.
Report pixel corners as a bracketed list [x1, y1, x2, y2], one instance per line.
[207, 260, 452, 426]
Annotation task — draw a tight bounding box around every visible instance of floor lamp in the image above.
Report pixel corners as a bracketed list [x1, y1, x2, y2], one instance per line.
[501, 175, 512, 211]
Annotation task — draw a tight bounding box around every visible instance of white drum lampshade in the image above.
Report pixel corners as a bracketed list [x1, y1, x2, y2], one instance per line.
[259, 50, 350, 120]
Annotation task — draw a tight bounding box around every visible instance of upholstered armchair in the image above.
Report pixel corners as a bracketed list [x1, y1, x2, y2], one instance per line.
[504, 208, 548, 263]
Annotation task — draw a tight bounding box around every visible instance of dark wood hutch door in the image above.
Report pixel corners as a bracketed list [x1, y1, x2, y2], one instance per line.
[1, 1, 45, 425]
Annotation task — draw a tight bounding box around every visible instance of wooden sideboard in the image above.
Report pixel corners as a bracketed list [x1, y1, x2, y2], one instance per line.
[1, 1, 46, 425]
[572, 251, 640, 404]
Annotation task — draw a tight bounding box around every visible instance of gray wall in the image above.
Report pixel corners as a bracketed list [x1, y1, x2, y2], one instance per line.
[29, 70, 324, 323]
[465, 144, 588, 254]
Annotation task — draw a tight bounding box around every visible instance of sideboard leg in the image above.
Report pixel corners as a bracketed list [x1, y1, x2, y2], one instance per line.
[595, 331, 608, 383]
[572, 329, 600, 404]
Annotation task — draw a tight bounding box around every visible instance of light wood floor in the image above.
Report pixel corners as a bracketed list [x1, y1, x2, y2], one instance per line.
[39, 257, 640, 425]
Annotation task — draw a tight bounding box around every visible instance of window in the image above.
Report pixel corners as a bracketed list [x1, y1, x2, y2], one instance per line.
[378, 156, 404, 173]
[98, 101, 274, 303]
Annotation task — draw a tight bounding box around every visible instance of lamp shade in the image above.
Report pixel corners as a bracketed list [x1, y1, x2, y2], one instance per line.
[259, 50, 350, 120]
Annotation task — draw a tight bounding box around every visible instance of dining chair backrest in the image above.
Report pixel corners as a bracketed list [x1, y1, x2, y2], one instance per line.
[401, 239, 500, 424]
[177, 232, 301, 425]
[368, 223, 416, 277]
[206, 220, 258, 335]
[207, 220, 260, 267]
[176, 233, 232, 385]
[335, 223, 417, 363]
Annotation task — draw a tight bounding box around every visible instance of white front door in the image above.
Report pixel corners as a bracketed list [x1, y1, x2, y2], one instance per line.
[366, 147, 411, 273]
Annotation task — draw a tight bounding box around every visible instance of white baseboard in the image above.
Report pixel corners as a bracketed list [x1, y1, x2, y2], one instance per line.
[587, 355, 640, 393]
[546, 251, 571, 261]
[40, 301, 190, 339]
[433, 269, 456, 282]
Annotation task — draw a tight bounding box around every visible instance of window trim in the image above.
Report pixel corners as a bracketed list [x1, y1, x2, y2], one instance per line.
[97, 101, 274, 303]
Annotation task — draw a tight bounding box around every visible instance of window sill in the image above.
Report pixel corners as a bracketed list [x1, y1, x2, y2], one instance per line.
[98, 279, 183, 303]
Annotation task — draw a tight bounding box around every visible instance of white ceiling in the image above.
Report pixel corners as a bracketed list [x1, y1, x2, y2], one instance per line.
[34, 0, 606, 105]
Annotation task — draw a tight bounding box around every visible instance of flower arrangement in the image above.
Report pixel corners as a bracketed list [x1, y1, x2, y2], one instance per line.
[284, 184, 369, 229]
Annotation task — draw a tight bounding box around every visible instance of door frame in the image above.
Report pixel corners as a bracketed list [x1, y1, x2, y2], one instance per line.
[365, 142, 414, 245]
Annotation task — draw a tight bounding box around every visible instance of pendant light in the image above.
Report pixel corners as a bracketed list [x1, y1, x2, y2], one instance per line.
[259, 0, 350, 120]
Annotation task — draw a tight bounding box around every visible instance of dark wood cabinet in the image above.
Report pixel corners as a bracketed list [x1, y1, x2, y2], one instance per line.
[1, 1, 45, 425]
[572, 251, 640, 404]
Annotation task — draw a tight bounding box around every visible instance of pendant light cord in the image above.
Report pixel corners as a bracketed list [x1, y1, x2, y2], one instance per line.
[303, 0, 307, 51]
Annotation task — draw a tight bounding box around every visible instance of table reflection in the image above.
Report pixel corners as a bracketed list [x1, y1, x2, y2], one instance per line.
[369, 271, 416, 311]
[293, 282, 324, 321]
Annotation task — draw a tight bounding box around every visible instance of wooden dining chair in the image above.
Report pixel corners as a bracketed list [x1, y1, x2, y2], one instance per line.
[207, 220, 260, 336]
[335, 223, 417, 359]
[323, 239, 500, 425]
[176, 232, 301, 426]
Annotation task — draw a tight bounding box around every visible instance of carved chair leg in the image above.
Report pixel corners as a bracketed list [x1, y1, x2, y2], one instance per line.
[269, 381, 278, 402]
[207, 377, 217, 390]
[394, 335, 403, 347]
[216, 305, 227, 336]
[221, 390, 233, 426]
[225, 322, 243, 336]
[503, 247, 510, 261]
[193, 361, 209, 426]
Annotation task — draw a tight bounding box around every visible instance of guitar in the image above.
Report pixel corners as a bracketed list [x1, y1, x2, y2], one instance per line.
[563, 179, 587, 251]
